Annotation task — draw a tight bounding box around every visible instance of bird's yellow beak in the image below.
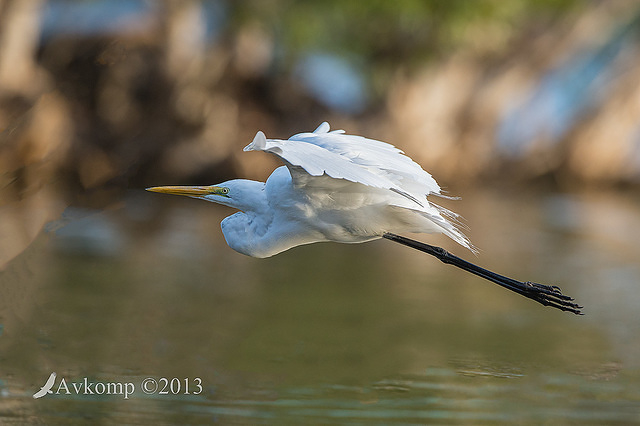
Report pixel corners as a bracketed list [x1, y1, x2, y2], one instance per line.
[146, 185, 225, 197]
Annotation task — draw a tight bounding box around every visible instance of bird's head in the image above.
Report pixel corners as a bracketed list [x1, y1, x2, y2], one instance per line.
[146, 179, 264, 212]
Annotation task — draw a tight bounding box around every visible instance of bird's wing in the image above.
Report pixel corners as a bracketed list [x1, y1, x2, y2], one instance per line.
[244, 122, 441, 207]
[44, 373, 56, 388]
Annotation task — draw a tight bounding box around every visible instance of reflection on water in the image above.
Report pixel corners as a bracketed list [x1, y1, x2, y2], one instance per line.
[0, 187, 639, 424]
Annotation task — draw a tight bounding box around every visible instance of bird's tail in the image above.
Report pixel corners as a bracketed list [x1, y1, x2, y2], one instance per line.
[387, 204, 477, 253]
[431, 205, 477, 254]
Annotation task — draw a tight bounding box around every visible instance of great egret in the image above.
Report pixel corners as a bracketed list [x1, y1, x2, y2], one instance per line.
[148, 122, 582, 314]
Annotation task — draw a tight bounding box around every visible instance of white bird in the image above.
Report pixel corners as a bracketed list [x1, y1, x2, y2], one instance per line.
[148, 122, 582, 314]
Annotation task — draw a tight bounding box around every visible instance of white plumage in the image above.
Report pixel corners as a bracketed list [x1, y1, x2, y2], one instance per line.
[149, 122, 472, 257]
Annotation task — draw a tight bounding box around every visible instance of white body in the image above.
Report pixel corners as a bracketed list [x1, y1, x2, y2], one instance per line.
[214, 123, 472, 258]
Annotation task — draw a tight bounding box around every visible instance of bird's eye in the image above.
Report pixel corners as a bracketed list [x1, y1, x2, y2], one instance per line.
[221, 187, 229, 195]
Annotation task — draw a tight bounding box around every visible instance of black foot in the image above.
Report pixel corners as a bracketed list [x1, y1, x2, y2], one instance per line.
[522, 281, 583, 315]
[383, 233, 584, 315]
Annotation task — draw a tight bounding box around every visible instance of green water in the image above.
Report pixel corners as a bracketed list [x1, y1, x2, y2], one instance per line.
[1, 188, 639, 424]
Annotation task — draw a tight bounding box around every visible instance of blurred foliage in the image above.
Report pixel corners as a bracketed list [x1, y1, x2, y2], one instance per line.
[235, 0, 583, 57]
[232, 0, 585, 96]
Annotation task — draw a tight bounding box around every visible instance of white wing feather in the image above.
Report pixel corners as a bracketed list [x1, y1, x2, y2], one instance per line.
[244, 122, 440, 207]
[244, 122, 472, 250]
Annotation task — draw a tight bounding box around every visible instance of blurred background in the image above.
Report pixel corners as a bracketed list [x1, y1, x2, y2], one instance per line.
[2, 0, 640, 267]
[1, 0, 640, 423]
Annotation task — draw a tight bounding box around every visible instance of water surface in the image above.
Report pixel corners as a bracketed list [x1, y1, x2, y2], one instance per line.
[0, 187, 639, 424]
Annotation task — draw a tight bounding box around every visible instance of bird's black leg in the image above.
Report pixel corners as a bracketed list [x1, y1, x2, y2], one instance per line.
[382, 233, 583, 315]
